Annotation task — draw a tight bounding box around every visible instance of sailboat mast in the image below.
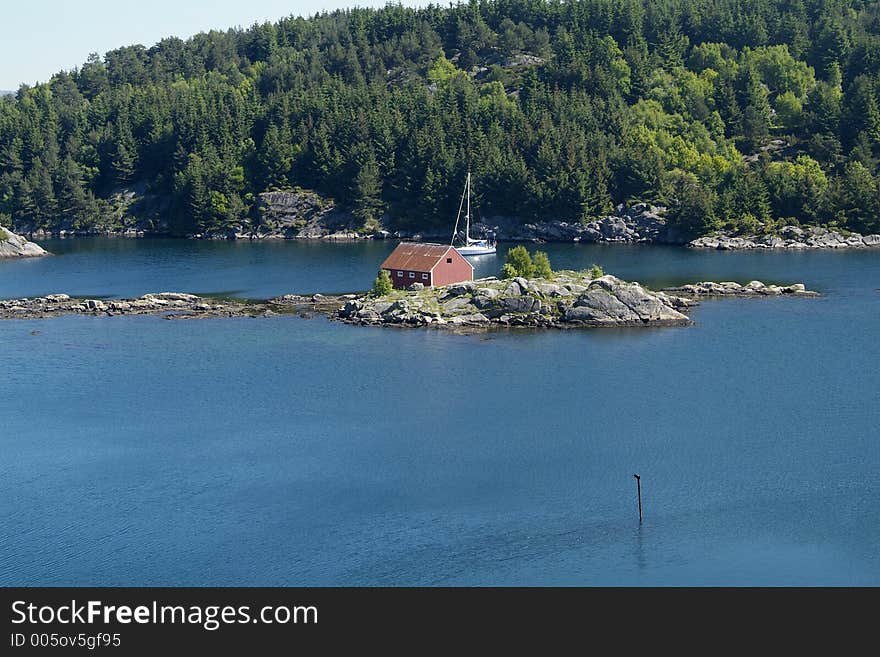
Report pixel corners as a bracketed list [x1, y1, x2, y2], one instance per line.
[465, 171, 471, 242]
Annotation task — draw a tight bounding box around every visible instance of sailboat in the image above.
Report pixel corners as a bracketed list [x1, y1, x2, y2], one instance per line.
[451, 171, 497, 256]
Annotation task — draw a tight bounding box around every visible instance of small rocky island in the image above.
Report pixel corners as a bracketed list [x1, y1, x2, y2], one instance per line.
[0, 226, 48, 258]
[0, 273, 817, 328]
[334, 272, 817, 329]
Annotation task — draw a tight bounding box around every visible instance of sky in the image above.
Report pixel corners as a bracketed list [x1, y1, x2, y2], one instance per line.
[0, 0, 429, 89]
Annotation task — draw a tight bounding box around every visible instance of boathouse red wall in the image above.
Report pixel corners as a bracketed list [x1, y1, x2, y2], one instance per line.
[380, 243, 473, 289]
[430, 248, 473, 287]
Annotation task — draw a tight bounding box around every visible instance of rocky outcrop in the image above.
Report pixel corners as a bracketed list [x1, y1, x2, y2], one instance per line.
[336, 272, 694, 329]
[0, 226, 48, 257]
[254, 188, 385, 240]
[660, 280, 818, 298]
[689, 225, 880, 250]
[469, 203, 670, 244]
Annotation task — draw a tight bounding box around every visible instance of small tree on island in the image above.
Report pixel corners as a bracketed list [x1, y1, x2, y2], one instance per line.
[587, 264, 604, 279]
[532, 251, 553, 278]
[372, 269, 393, 296]
[501, 245, 536, 278]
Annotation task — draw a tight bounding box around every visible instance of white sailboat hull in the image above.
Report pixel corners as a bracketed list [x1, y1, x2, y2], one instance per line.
[455, 244, 497, 255]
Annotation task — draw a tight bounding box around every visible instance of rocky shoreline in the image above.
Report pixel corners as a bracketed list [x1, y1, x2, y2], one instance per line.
[689, 225, 880, 250]
[0, 276, 817, 327]
[14, 187, 879, 249]
[0, 293, 284, 320]
[0, 226, 49, 258]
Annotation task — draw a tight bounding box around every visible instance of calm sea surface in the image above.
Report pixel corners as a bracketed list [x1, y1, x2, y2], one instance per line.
[1, 239, 878, 585]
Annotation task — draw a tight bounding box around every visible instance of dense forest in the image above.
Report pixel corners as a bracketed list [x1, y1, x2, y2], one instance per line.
[3, 0, 880, 238]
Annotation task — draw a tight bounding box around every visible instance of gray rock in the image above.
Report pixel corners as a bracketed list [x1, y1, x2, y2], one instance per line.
[370, 301, 394, 315]
[689, 236, 721, 249]
[503, 281, 522, 296]
[536, 283, 570, 297]
[501, 296, 541, 313]
[512, 277, 533, 294]
[612, 284, 687, 322]
[143, 292, 200, 302]
[588, 275, 625, 291]
[0, 226, 49, 258]
[447, 313, 489, 325]
[444, 281, 476, 297]
[472, 295, 497, 310]
[441, 297, 476, 314]
[356, 309, 381, 322]
[384, 300, 409, 315]
[572, 289, 640, 322]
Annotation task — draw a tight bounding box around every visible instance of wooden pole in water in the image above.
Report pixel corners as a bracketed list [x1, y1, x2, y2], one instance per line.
[633, 474, 642, 522]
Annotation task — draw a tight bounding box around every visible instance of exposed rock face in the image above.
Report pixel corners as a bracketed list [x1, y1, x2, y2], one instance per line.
[470, 203, 669, 244]
[255, 188, 382, 239]
[336, 272, 694, 329]
[0, 226, 48, 257]
[689, 226, 880, 250]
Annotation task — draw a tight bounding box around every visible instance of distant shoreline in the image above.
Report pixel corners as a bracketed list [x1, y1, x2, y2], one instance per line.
[21, 228, 880, 251]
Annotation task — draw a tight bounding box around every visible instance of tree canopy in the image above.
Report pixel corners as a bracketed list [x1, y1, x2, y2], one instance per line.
[2, 0, 880, 237]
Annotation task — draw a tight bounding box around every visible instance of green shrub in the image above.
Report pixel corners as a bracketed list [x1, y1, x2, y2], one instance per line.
[532, 251, 553, 278]
[501, 245, 535, 278]
[372, 269, 393, 296]
[500, 262, 518, 279]
[587, 264, 604, 279]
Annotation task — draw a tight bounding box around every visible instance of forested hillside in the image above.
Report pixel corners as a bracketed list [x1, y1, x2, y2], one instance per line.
[2, 0, 880, 238]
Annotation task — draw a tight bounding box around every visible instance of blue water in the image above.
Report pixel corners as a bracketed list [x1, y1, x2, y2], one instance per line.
[1, 239, 878, 585]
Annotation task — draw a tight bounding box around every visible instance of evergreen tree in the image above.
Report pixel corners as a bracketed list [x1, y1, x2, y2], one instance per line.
[667, 174, 719, 239]
[0, 0, 879, 239]
[351, 151, 384, 226]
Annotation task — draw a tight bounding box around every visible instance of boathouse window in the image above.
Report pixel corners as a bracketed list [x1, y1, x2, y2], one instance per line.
[446, 258, 452, 263]
[397, 271, 403, 277]
[409, 272, 416, 278]
[422, 273, 429, 280]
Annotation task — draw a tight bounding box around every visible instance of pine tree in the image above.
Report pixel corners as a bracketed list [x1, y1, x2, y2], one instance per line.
[351, 151, 384, 227]
[257, 124, 293, 190]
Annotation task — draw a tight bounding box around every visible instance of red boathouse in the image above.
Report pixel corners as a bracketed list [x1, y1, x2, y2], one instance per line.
[380, 243, 474, 289]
